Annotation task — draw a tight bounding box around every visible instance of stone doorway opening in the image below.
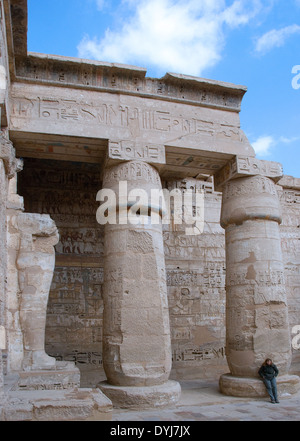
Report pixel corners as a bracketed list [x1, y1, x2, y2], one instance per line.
[17, 157, 106, 387]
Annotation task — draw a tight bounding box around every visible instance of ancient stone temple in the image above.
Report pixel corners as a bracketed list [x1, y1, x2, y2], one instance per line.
[0, 0, 299, 421]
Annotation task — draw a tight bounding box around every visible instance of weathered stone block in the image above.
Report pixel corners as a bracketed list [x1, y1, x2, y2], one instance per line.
[99, 380, 181, 409]
[220, 374, 300, 398]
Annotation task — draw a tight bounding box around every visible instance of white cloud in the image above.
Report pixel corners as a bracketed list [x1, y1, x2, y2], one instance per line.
[222, 0, 264, 27]
[78, 0, 265, 76]
[255, 24, 300, 54]
[252, 136, 275, 156]
[251, 135, 300, 156]
[279, 135, 300, 144]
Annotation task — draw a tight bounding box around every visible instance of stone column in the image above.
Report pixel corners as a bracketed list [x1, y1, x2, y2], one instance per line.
[0, 157, 6, 398]
[218, 172, 300, 397]
[98, 160, 181, 408]
[0, 134, 18, 399]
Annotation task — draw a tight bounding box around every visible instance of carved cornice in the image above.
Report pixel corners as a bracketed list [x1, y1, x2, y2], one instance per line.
[14, 53, 247, 113]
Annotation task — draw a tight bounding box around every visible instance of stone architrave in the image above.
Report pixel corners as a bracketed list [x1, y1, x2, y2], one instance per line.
[16, 213, 60, 371]
[219, 173, 300, 397]
[98, 160, 181, 408]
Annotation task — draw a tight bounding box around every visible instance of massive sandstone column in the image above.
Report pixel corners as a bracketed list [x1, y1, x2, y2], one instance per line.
[98, 160, 181, 408]
[0, 156, 6, 397]
[219, 173, 300, 396]
[0, 134, 18, 399]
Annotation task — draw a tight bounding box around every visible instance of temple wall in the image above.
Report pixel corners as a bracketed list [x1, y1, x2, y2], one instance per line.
[277, 177, 300, 374]
[163, 179, 227, 380]
[17, 159, 300, 386]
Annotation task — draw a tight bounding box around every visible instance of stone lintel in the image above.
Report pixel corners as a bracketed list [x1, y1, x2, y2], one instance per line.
[10, 80, 255, 164]
[106, 140, 166, 169]
[214, 156, 283, 192]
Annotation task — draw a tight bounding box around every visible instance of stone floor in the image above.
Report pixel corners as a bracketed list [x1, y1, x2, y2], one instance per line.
[112, 380, 300, 421]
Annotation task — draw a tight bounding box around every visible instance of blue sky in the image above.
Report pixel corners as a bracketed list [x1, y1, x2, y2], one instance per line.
[27, 0, 300, 178]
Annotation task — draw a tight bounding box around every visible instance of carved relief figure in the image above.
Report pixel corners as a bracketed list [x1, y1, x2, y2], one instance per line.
[16, 213, 59, 371]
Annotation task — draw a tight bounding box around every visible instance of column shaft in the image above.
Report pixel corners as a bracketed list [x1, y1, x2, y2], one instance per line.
[99, 161, 181, 408]
[0, 159, 7, 395]
[219, 175, 299, 396]
[102, 161, 171, 387]
[225, 219, 291, 376]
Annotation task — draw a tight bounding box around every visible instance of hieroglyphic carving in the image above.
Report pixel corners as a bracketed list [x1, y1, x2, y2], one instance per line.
[18, 159, 103, 257]
[278, 189, 300, 205]
[59, 351, 103, 367]
[215, 156, 283, 191]
[14, 382, 80, 392]
[222, 175, 278, 201]
[226, 269, 285, 287]
[278, 181, 300, 358]
[202, 263, 226, 288]
[103, 160, 161, 185]
[165, 186, 227, 376]
[48, 267, 103, 316]
[164, 178, 214, 193]
[11, 92, 244, 142]
[167, 266, 226, 289]
[167, 270, 198, 287]
[172, 346, 225, 362]
[163, 232, 225, 260]
[108, 140, 166, 165]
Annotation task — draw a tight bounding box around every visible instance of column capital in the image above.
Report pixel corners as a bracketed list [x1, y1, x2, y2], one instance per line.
[105, 140, 166, 169]
[214, 156, 283, 192]
[220, 174, 282, 229]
